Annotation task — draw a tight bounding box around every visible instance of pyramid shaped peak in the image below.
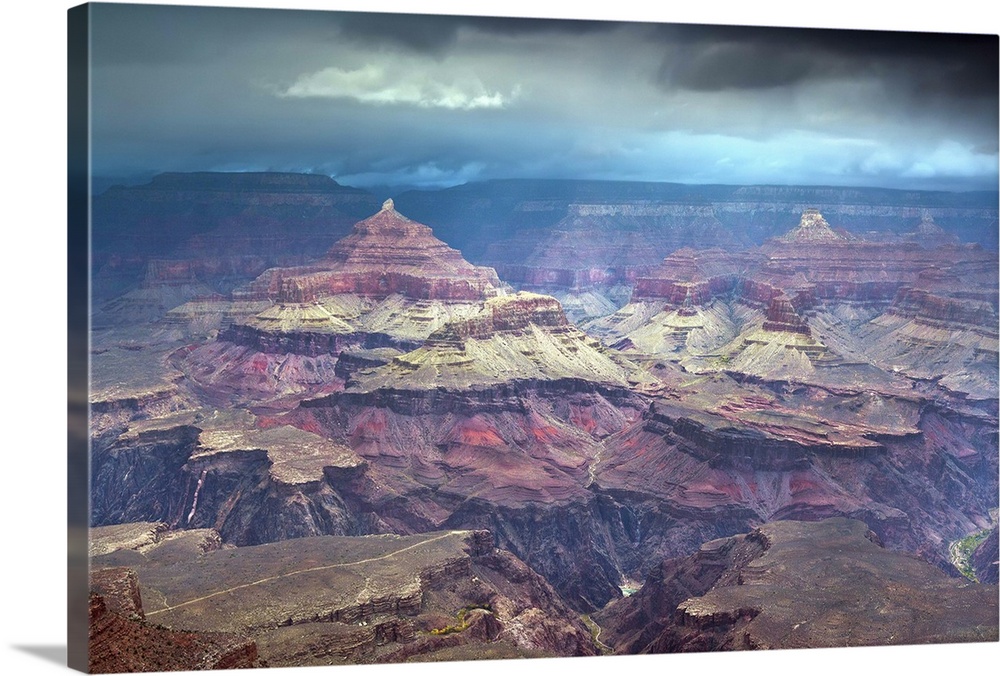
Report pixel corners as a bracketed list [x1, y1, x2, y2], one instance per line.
[780, 208, 846, 243]
[350, 198, 422, 236]
[916, 211, 945, 235]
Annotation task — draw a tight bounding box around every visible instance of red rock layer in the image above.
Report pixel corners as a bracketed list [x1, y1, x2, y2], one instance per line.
[633, 209, 998, 328]
[238, 199, 499, 303]
[89, 567, 260, 673]
[890, 288, 997, 331]
[631, 248, 756, 303]
[431, 293, 568, 343]
[761, 295, 812, 336]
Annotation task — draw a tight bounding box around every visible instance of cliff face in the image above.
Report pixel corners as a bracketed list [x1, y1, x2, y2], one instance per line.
[90, 411, 378, 547]
[237, 199, 500, 304]
[594, 208, 998, 399]
[89, 566, 261, 672]
[176, 201, 504, 399]
[389, 180, 996, 322]
[594, 518, 998, 653]
[393, 179, 998, 259]
[89, 527, 598, 666]
[593, 395, 998, 575]
[92, 172, 382, 306]
[89, 176, 998, 666]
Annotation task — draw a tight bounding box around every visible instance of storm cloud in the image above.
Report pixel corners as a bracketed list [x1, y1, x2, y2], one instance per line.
[87, 2, 999, 192]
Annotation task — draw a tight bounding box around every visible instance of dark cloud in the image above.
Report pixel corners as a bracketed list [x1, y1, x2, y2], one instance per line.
[332, 12, 612, 55]
[653, 23, 997, 99]
[89, 3, 340, 66]
[332, 13, 467, 55]
[660, 41, 826, 91]
[86, 3, 998, 193]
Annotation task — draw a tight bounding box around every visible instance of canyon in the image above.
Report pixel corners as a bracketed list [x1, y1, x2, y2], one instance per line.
[87, 173, 999, 668]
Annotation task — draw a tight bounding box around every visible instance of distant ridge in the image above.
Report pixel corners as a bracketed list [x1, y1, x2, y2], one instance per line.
[112, 171, 369, 194]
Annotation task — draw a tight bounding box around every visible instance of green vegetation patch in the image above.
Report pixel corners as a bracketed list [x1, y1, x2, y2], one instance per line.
[951, 528, 992, 581]
[428, 604, 493, 636]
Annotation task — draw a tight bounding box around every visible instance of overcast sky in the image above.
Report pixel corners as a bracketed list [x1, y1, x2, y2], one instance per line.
[87, 1, 998, 192]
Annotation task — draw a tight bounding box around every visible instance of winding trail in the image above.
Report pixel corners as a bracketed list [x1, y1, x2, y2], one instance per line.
[146, 530, 464, 617]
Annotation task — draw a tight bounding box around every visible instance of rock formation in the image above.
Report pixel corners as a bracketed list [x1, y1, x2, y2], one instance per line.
[88, 177, 999, 669]
[237, 199, 500, 305]
[89, 565, 261, 672]
[392, 180, 996, 321]
[483, 206, 738, 321]
[92, 172, 382, 314]
[594, 518, 999, 653]
[89, 525, 597, 665]
[178, 201, 502, 401]
[592, 207, 998, 398]
[778, 207, 845, 242]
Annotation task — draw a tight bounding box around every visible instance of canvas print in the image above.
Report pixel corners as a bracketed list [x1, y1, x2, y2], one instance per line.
[70, 2, 999, 672]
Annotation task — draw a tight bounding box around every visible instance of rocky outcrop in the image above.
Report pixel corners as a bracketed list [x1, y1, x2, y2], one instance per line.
[779, 208, 845, 242]
[630, 248, 752, 304]
[905, 212, 961, 248]
[89, 566, 261, 672]
[599, 208, 997, 397]
[179, 202, 504, 399]
[483, 206, 737, 319]
[237, 199, 500, 304]
[630, 209, 996, 311]
[90, 413, 376, 546]
[345, 292, 652, 394]
[761, 294, 812, 336]
[217, 322, 358, 357]
[595, 518, 999, 653]
[90, 528, 597, 666]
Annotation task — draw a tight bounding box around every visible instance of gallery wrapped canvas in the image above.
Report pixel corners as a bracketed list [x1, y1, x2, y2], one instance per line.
[66, 1, 998, 673]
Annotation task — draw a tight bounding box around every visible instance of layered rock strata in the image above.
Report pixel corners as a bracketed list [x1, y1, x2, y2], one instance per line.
[391, 179, 996, 322]
[592, 208, 998, 397]
[89, 181, 999, 663]
[594, 518, 999, 653]
[177, 201, 503, 400]
[92, 172, 381, 303]
[236, 199, 499, 305]
[483, 206, 737, 321]
[393, 179, 998, 261]
[90, 409, 371, 546]
[89, 565, 261, 672]
[89, 525, 597, 665]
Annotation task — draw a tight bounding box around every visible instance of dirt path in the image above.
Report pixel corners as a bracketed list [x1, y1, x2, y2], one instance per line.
[146, 530, 464, 617]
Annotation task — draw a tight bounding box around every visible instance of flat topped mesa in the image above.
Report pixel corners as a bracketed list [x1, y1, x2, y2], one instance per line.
[779, 208, 846, 243]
